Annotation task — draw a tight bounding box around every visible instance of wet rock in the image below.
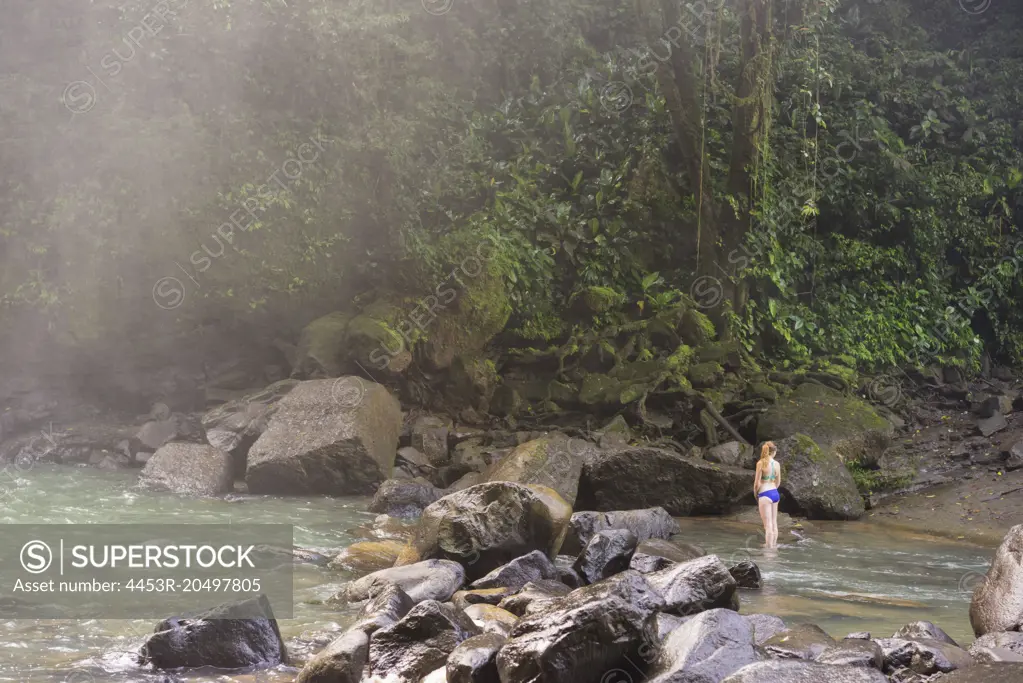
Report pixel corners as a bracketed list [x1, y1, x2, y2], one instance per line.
[497, 580, 571, 617]
[496, 571, 665, 683]
[398, 482, 572, 581]
[562, 507, 680, 555]
[893, 620, 959, 646]
[138, 594, 287, 670]
[554, 555, 585, 588]
[970, 646, 1023, 663]
[773, 434, 865, 520]
[815, 640, 883, 669]
[464, 604, 519, 637]
[578, 447, 749, 516]
[359, 584, 415, 623]
[645, 555, 738, 616]
[447, 632, 506, 683]
[483, 432, 594, 506]
[646, 608, 759, 683]
[452, 587, 517, 610]
[139, 442, 233, 496]
[969, 631, 1023, 658]
[652, 613, 688, 643]
[706, 441, 757, 469]
[744, 614, 787, 645]
[721, 660, 888, 682]
[469, 550, 559, 592]
[573, 529, 638, 584]
[875, 637, 974, 675]
[728, 560, 762, 589]
[412, 415, 451, 466]
[338, 559, 465, 604]
[296, 628, 368, 683]
[762, 623, 835, 660]
[970, 524, 1023, 636]
[368, 600, 481, 682]
[368, 478, 443, 518]
[245, 378, 401, 495]
[937, 663, 1023, 682]
[631, 539, 706, 572]
[844, 632, 871, 640]
[757, 382, 892, 466]
[328, 539, 406, 573]
[202, 379, 298, 473]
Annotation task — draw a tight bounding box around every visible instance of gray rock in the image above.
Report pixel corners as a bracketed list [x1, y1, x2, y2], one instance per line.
[496, 571, 665, 683]
[573, 529, 638, 584]
[844, 632, 871, 640]
[469, 550, 559, 592]
[483, 432, 594, 506]
[978, 413, 1008, 437]
[729, 560, 762, 589]
[447, 632, 506, 683]
[970, 646, 1023, 663]
[762, 624, 835, 660]
[246, 378, 402, 495]
[412, 415, 451, 466]
[201, 379, 298, 468]
[463, 604, 519, 637]
[646, 608, 759, 683]
[359, 584, 415, 627]
[970, 524, 1023, 636]
[645, 555, 738, 616]
[744, 614, 787, 645]
[138, 594, 287, 670]
[554, 555, 585, 588]
[875, 637, 974, 675]
[706, 441, 756, 469]
[340, 559, 465, 604]
[368, 478, 443, 518]
[630, 539, 706, 574]
[561, 507, 681, 555]
[892, 620, 959, 647]
[452, 587, 518, 610]
[368, 600, 480, 682]
[497, 580, 571, 617]
[969, 631, 1023, 658]
[937, 663, 1023, 682]
[139, 442, 233, 495]
[815, 640, 883, 669]
[773, 434, 865, 520]
[296, 629, 368, 683]
[721, 660, 888, 682]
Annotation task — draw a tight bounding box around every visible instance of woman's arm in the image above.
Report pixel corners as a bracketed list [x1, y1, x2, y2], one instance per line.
[775, 461, 781, 488]
[753, 462, 761, 496]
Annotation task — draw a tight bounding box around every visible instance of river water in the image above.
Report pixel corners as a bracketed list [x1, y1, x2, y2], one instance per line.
[0, 465, 995, 682]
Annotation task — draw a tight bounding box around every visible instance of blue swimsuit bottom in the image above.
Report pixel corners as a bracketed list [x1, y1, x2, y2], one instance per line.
[758, 488, 780, 503]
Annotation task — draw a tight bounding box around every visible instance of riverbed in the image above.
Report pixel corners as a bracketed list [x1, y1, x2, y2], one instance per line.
[0, 465, 995, 682]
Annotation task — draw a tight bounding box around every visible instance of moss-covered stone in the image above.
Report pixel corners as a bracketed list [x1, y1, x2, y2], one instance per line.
[491, 385, 523, 417]
[576, 286, 626, 313]
[579, 373, 622, 405]
[448, 356, 499, 410]
[548, 380, 578, 404]
[748, 381, 779, 403]
[292, 311, 352, 378]
[347, 299, 414, 374]
[774, 433, 865, 520]
[757, 383, 893, 465]
[687, 361, 724, 388]
[695, 341, 743, 370]
[679, 308, 716, 346]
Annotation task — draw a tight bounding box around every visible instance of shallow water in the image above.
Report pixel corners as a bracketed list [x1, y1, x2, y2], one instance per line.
[0, 465, 995, 681]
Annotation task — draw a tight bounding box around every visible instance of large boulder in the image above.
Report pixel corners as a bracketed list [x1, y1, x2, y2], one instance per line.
[245, 378, 401, 495]
[397, 482, 572, 581]
[721, 661, 888, 683]
[646, 608, 759, 683]
[757, 383, 892, 466]
[139, 442, 233, 495]
[484, 433, 597, 506]
[970, 524, 1023, 636]
[337, 559, 465, 605]
[296, 628, 368, 683]
[137, 595, 287, 670]
[773, 434, 865, 520]
[291, 311, 352, 378]
[368, 600, 481, 682]
[368, 479, 444, 518]
[496, 571, 665, 683]
[562, 507, 680, 555]
[201, 379, 299, 475]
[469, 550, 560, 592]
[578, 447, 750, 515]
[645, 555, 738, 616]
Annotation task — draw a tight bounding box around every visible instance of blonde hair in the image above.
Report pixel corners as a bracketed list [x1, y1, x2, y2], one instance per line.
[759, 441, 777, 468]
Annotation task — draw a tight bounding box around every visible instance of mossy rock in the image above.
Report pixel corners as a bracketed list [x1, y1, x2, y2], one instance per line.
[483, 433, 589, 505]
[573, 286, 626, 314]
[548, 380, 578, 404]
[422, 264, 512, 370]
[748, 381, 779, 403]
[679, 308, 716, 347]
[292, 311, 352, 378]
[347, 299, 414, 374]
[768, 371, 797, 385]
[695, 341, 743, 371]
[448, 356, 499, 410]
[757, 383, 893, 466]
[774, 433, 865, 520]
[687, 361, 724, 388]
[491, 385, 523, 417]
[579, 373, 624, 406]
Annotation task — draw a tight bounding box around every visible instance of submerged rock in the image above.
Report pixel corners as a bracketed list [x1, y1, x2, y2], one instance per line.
[970, 524, 1023, 636]
[245, 378, 401, 495]
[139, 442, 233, 495]
[646, 608, 759, 683]
[138, 595, 287, 670]
[368, 600, 481, 683]
[578, 448, 749, 515]
[496, 571, 665, 683]
[398, 482, 572, 581]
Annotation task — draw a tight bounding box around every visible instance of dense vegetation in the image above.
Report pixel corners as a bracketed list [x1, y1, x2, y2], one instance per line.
[2, 0, 1022, 377]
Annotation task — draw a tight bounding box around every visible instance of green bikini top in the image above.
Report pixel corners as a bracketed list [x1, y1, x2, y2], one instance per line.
[761, 461, 779, 481]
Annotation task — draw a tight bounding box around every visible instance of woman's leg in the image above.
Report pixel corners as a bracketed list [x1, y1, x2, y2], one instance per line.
[757, 495, 772, 546]
[770, 500, 780, 546]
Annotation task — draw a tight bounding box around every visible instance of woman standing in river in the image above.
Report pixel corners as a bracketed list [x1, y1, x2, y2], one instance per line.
[754, 441, 781, 548]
